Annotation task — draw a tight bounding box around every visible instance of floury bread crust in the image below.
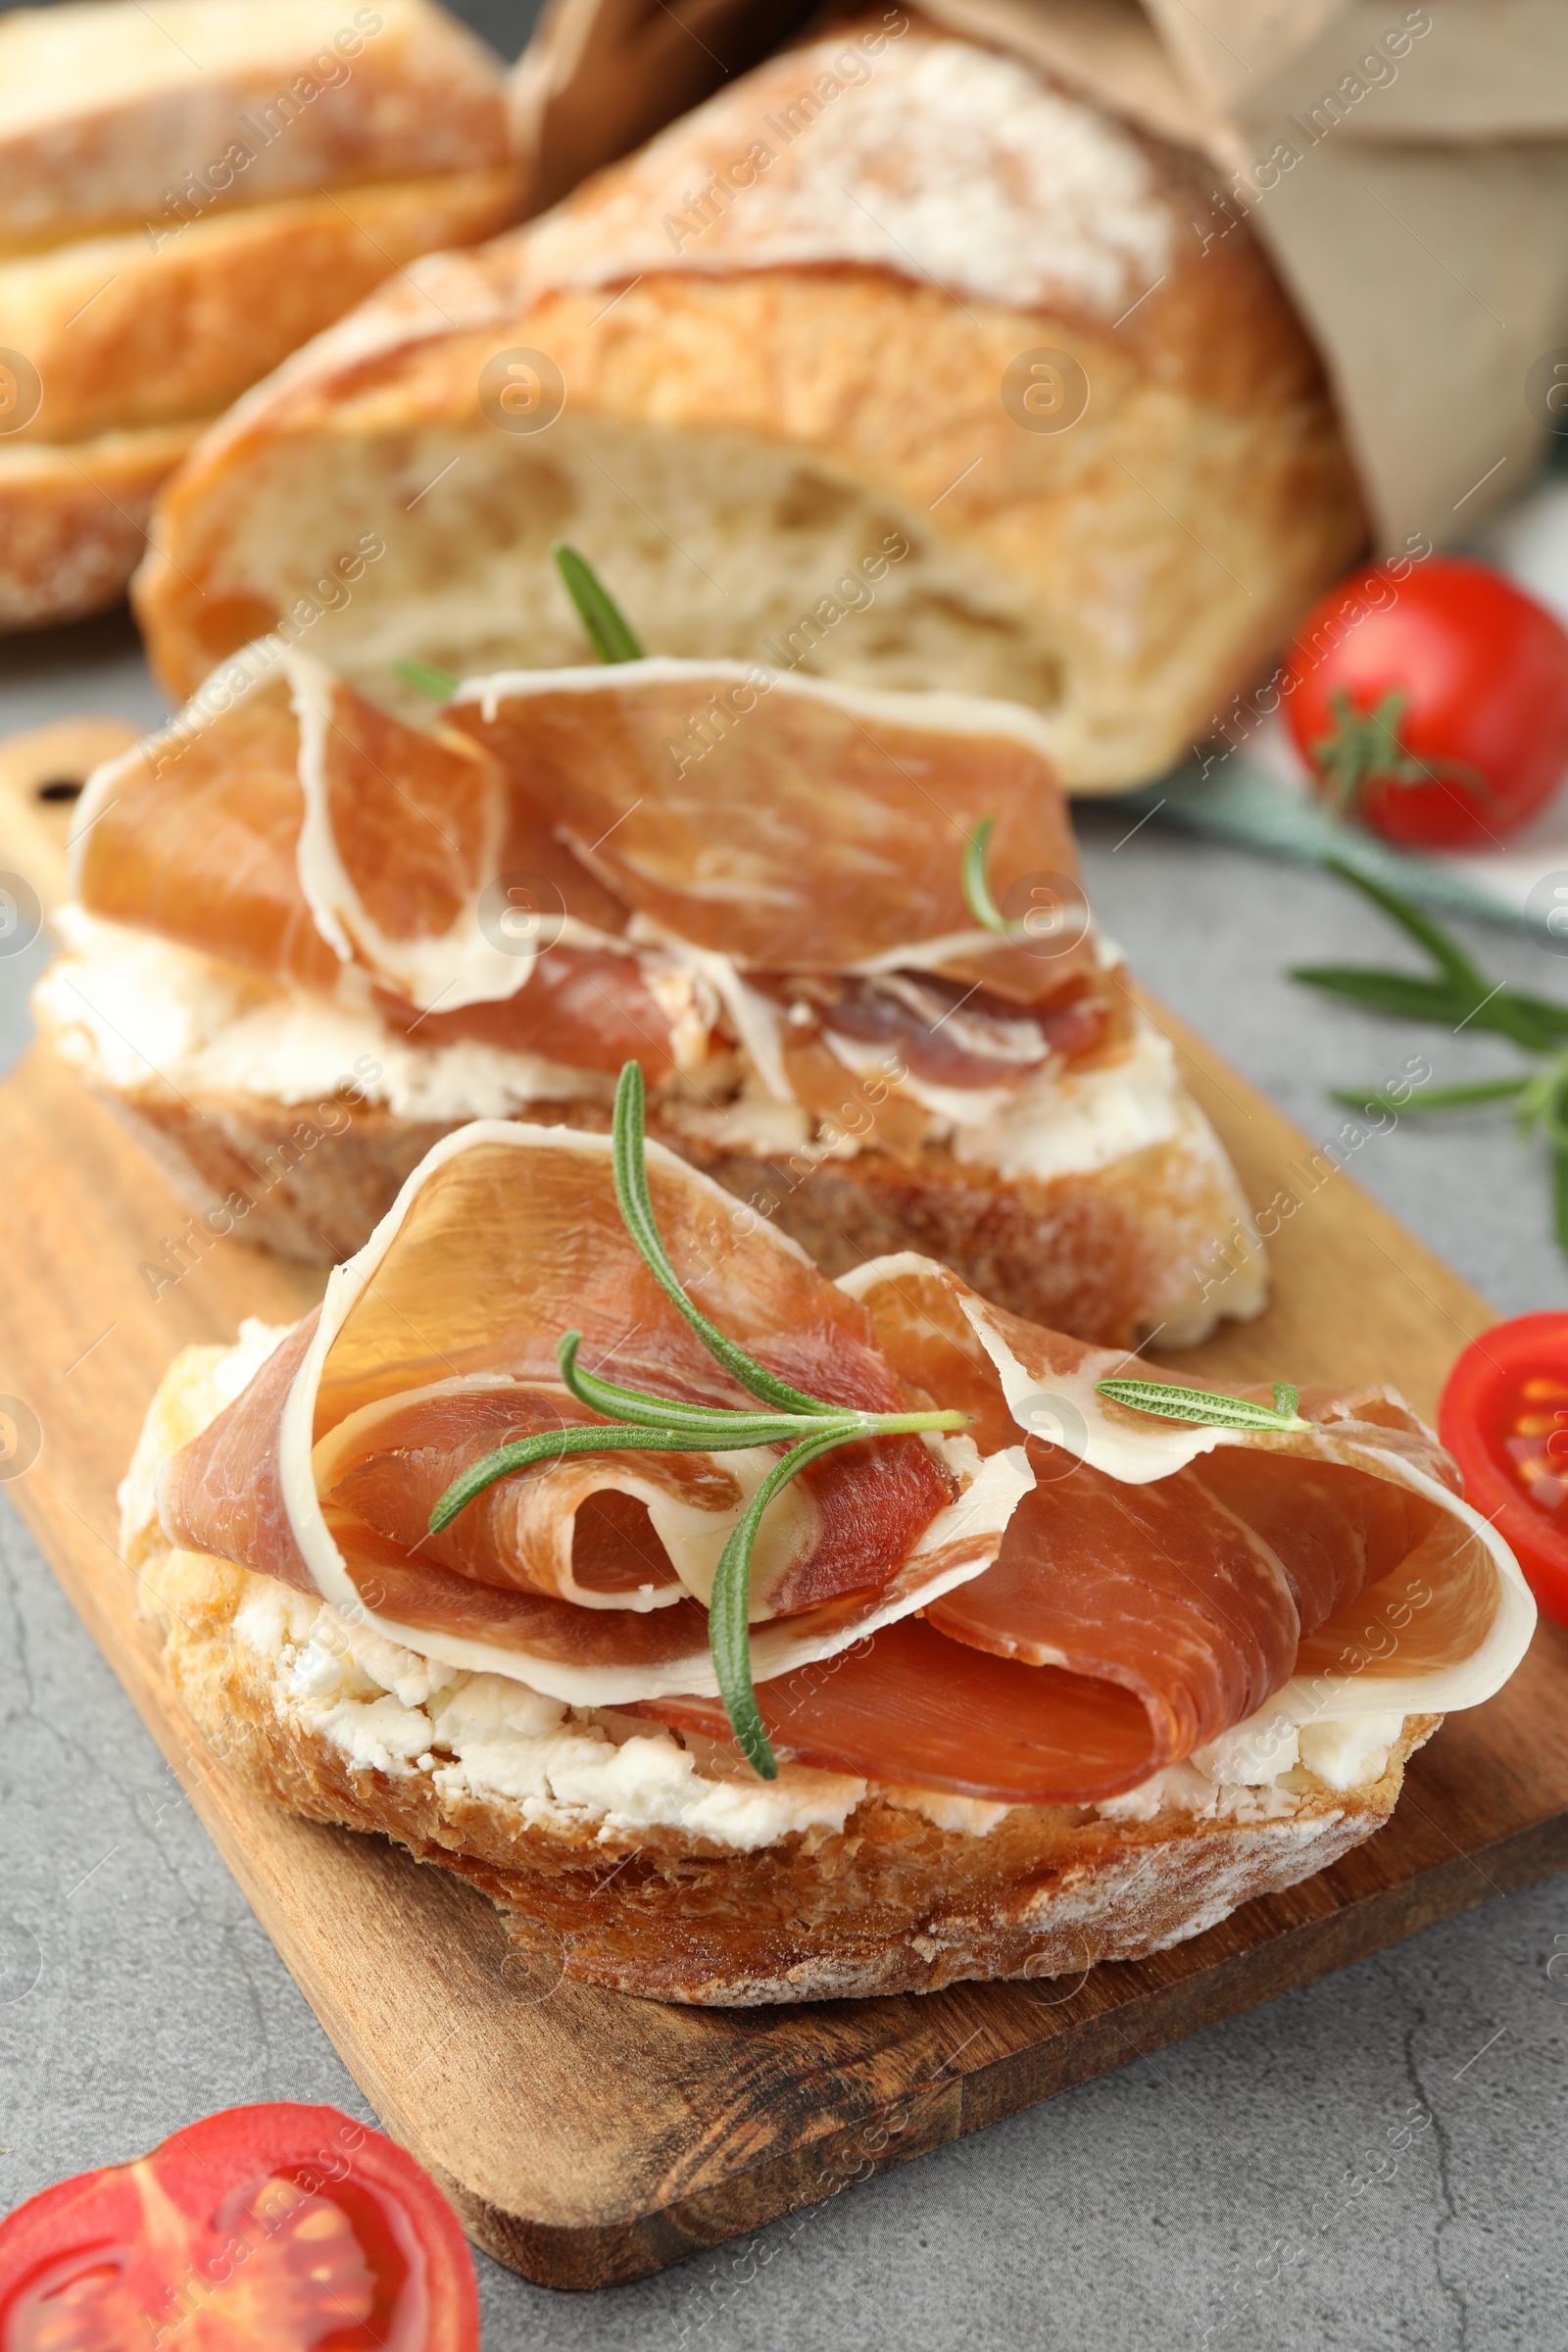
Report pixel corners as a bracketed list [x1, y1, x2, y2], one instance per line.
[125, 1335, 1434, 2007]
[131, 17, 1367, 789]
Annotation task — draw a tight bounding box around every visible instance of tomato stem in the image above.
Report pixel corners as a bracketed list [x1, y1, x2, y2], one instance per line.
[1311, 688, 1492, 818]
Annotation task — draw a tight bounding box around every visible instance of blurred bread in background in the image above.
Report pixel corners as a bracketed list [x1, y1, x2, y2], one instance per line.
[132, 12, 1367, 791]
[0, 0, 523, 630]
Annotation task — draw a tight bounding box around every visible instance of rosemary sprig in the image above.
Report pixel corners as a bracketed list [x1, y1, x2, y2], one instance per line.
[392, 657, 461, 702]
[1293, 862, 1568, 1053]
[428, 1061, 967, 1777]
[962, 815, 1007, 932]
[552, 542, 645, 663]
[1095, 1377, 1308, 1433]
[1292, 861, 1568, 1259]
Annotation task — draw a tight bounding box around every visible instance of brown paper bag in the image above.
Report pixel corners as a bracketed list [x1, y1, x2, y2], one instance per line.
[509, 0, 1568, 548]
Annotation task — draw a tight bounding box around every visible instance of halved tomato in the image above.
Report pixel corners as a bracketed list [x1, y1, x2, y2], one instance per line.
[1440, 1313, 1568, 1627]
[0, 2102, 478, 2350]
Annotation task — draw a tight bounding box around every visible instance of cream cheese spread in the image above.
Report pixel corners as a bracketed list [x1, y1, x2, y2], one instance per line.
[40, 907, 1226, 1198]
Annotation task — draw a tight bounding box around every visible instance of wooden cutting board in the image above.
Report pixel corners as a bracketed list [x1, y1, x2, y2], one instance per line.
[3, 1024, 1566, 2291]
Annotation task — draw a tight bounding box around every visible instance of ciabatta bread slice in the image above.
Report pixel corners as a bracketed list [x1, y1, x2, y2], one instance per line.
[0, 171, 522, 448]
[0, 0, 521, 627]
[124, 1325, 1436, 2007]
[0, 419, 205, 630]
[0, 0, 509, 244]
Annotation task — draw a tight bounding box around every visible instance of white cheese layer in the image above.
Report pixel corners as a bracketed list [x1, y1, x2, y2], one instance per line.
[228, 1576, 1395, 1854]
[821, 1016, 1188, 1184]
[40, 908, 609, 1124]
[233, 1579, 872, 1853]
[38, 908, 1231, 1197]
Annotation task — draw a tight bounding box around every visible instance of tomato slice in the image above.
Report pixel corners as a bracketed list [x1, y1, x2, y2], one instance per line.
[1440, 1313, 1568, 1628]
[0, 2103, 478, 2351]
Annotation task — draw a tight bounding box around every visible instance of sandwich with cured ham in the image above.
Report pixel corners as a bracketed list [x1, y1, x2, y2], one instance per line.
[40, 558, 1264, 1348]
[122, 1065, 1534, 2004]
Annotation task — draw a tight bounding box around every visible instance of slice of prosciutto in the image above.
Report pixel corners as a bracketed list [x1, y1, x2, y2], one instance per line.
[446, 660, 1093, 1005]
[158, 1122, 1029, 1704]
[670, 1256, 1529, 1800]
[156, 1123, 1535, 1804]
[74, 656, 688, 1073]
[72, 647, 1110, 1095]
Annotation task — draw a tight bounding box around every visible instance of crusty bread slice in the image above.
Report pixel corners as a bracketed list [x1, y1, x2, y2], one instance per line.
[0, 0, 512, 246]
[0, 0, 521, 627]
[0, 417, 206, 629]
[40, 992, 1265, 1348]
[2, 170, 524, 447]
[125, 1331, 1435, 2007]
[0, 171, 521, 627]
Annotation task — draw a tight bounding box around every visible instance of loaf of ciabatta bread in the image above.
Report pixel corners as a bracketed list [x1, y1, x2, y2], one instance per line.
[130, 10, 1366, 789]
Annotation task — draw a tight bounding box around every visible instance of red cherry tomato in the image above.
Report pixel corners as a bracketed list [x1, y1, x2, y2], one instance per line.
[0, 2102, 478, 2351]
[1440, 1312, 1568, 1627]
[1285, 557, 1568, 851]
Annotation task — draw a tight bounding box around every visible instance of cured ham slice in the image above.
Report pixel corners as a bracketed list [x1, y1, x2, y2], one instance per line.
[447, 662, 1094, 1005]
[314, 1372, 956, 1619]
[74, 675, 342, 997]
[634, 1623, 1162, 1805]
[159, 1121, 1028, 1703]
[72, 652, 684, 1060]
[158, 1118, 1533, 1796]
[72, 649, 1107, 1088]
[369, 943, 689, 1079]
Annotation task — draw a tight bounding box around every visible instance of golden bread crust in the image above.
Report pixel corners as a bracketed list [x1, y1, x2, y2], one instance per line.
[3, 172, 524, 448]
[0, 170, 522, 626]
[0, 420, 204, 629]
[0, 0, 513, 243]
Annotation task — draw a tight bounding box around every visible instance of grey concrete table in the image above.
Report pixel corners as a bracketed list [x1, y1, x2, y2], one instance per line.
[0, 613, 1564, 2352]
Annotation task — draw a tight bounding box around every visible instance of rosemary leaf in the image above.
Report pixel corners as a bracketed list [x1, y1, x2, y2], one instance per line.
[1095, 1377, 1309, 1434]
[1288, 967, 1477, 1025]
[1497, 990, 1568, 1042]
[552, 542, 645, 663]
[1330, 1078, 1531, 1116]
[392, 658, 460, 701]
[558, 1331, 962, 1446]
[1322, 860, 1489, 995]
[1518, 1059, 1568, 1152]
[427, 1061, 969, 1779]
[1483, 996, 1568, 1055]
[709, 1429, 851, 1778]
[428, 1422, 708, 1534]
[961, 815, 1007, 933]
[612, 1063, 835, 1416]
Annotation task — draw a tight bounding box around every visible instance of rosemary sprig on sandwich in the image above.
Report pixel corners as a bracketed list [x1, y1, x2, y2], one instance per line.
[428, 1060, 969, 1777]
